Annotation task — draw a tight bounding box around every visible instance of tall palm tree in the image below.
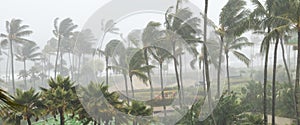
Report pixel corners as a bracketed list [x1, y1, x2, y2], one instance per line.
[97, 39, 124, 86]
[218, 0, 250, 95]
[53, 18, 77, 78]
[250, 0, 274, 123]
[165, 2, 201, 105]
[148, 43, 173, 117]
[223, 36, 253, 92]
[142, 21, 161, 100]
[274, 0, 300, 123]
[0, 19, 33, 94]
[15, 42, 41, 89]
[72, 29, 95, 79]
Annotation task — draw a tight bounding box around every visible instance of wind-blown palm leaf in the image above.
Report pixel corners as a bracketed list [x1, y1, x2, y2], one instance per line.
[232, 51, 250, 67]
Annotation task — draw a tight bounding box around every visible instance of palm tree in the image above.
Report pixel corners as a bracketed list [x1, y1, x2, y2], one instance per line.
[223, 36, 253, 92]
[53, 18, 77, 78]
[250, 0, 274, 123]
[40, 76, 77, 125]
[72, 29, 95, 79]
[218, 0, 250, 95]
[14, 88, 44, 125]
[273, 0, 300, 123]
[78, 82, 127, 125]
[15, 42, 41, 89]
[165, 2, 201, 105]
[127, 48, 154, 98]
[142, 22, 161, 100]
[122, 101, 153, 125]
[97, 39, 124, 86]
[147, 32, 174, 116]
[0, 19, 33, 94]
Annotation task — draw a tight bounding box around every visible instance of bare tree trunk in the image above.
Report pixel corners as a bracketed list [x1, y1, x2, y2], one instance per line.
[123, 73, 129, 103]
[172, 42, 182, 108]
[294, 26, 300, 125]
[263, 27, 271, 125]
[271, 32, 279, 125]
[226, 52, 230, 93]
[280, 37, 291, 84]
[144, 49, 153, 100]
[9, 39, 15, 94]
[106, 56, 109, 86]
[159, 62, 166, 117]
[217, 36, 224, 98]
[54, 36, 61, 78]
[130, 76, 135, 98]
[179, 54, 185, 102]
[24, 60, 27, 89]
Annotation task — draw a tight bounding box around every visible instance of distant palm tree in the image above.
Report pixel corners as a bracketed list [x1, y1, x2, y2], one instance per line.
[223, 36, 253, 92]
[147, 32, 174, 116]
[15, 42, 41, 89]
[52, 18, 77, 78]
[0, 19, 33, 94]
[218, 0, 250, 96]
[97, 39, 124, 86]
[72, 29, 95, 79]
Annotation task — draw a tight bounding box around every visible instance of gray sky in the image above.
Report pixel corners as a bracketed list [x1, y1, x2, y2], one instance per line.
[0, 0, 230, 47]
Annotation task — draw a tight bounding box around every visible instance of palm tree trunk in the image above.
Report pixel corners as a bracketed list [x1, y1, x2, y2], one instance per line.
[204, 1, 216, 125]
[59, 108, 65, 125]
[5, 52, 9, 83]
[130, 76, 135, 98]
[24, 60, 27, 89]
[263, 28, 271, 125]
[9, 39, 15, 94]
[172, 42, 182, 108]
[54, 36, 61, 78]
[280, 37, 291, 84]
[77, 55, 82, 81]
[27, 117, 32, 125]
[144, 49, 153, 100]
[159, 62, 166, 117]
[294, 26, 300, 125]
[225, 52, 230, 93]
[106, 56, 109, 86]
[179, 54, 185, 102]
[271, 33, 279, 125]
[123, 73, 129, 103]
[217, 36, 224, 98]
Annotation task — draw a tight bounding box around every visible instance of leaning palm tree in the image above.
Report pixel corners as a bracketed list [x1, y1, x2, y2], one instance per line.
[223, 36, 253, 92]
[53, 18, 78, 78]
[127, 48, 154, 98]
[142, 21, 162, 100]
[15, 42, 41, 89]
[150, 41, 173, 116]
[0, 19, 33, 94]
[97, 39, 124, 86]
[165, 2, 201, 105]
[218, 0, 250, 96]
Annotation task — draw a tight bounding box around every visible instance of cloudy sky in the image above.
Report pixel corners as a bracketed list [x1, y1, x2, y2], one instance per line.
[0, 0, 232, 47]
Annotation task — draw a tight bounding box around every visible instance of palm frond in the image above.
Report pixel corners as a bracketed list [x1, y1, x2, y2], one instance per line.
[233, 51, 250, 67]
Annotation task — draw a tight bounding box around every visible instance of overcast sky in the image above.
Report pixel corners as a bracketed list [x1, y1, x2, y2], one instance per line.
[0, 0, 233, 47]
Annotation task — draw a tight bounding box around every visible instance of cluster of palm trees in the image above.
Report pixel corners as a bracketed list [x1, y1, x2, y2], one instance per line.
[0, 75, 152, 125]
